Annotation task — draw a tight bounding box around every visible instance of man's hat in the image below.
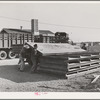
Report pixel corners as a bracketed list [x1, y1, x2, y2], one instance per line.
[34, 44, 38, 47]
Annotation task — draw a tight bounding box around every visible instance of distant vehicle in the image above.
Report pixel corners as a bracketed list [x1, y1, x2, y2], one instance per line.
[55, 32, 69, 43]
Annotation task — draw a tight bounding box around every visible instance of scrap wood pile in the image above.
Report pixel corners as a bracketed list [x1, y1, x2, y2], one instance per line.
[12, 42, 100, 78]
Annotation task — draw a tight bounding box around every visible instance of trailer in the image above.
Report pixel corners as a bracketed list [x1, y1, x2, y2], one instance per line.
[0, 28, 56, 60]
[0, 29, 35, 60]
[0, 31, 16, 60]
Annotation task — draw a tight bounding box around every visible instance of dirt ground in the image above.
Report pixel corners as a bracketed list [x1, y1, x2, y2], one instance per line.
[0, 58, 100, 92]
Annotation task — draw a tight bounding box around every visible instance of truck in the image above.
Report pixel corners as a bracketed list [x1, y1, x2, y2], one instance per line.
[0, 28, 56, 60]
[0, 28, 31, 60]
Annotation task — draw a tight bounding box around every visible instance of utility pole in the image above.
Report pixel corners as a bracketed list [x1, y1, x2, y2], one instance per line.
[31, 19, 39, 42]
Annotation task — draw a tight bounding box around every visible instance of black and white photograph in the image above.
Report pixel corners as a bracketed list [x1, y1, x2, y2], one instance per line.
[0, 1, 100, 98]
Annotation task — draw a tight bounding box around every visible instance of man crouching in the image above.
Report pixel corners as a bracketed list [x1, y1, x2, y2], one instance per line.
[18, 43, 32, 72]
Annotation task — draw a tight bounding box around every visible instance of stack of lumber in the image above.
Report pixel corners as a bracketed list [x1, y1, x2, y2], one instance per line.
[38, 55, 68, 75]
[39, 52, 100, 78]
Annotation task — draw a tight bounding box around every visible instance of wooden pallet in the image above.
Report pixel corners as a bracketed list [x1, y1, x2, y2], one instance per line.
[66, 66, 100, 79]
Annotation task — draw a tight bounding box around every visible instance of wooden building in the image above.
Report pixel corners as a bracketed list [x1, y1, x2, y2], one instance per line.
[0, 28, 55, 48]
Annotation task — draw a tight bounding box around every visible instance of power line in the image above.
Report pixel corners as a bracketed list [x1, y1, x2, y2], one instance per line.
[39, 22, 100, 30]
[0, 15, 100, 30]
[0, 16, 30, 22]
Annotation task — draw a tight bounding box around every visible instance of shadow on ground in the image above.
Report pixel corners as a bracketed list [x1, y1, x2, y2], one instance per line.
[0, 64, 64, 83]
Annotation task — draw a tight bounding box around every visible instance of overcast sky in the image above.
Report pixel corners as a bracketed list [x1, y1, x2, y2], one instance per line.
[0, 2, 100, 42]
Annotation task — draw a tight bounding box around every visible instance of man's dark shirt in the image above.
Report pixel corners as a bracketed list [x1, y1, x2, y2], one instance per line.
[31, 48, 42, 64]
[20, 47, 32, 58]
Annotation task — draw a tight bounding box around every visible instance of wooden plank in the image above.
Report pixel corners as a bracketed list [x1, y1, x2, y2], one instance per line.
[68, 61, 91, 69]
[68, 60, 96, 69]
[80, 55, 91, 58]
[68, 64, 100, 72]
[4, 33, 8, 48]
[2, 33, 4, 47]
[91, 75, 100, 83]
[68, 63, 81, 68]
[7, 33, 9, 47]
[66, 67, 100, 79]
[91, 54, 100, 57]
[0, 33, 3, 48]
[67, 52, 99, 56]
[80, 60, 100, 66]
[68, 57, 80, 60]
[67, 56, 95, 62]
[80, 57, 91, 61]
[10, 33, 13, 46]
